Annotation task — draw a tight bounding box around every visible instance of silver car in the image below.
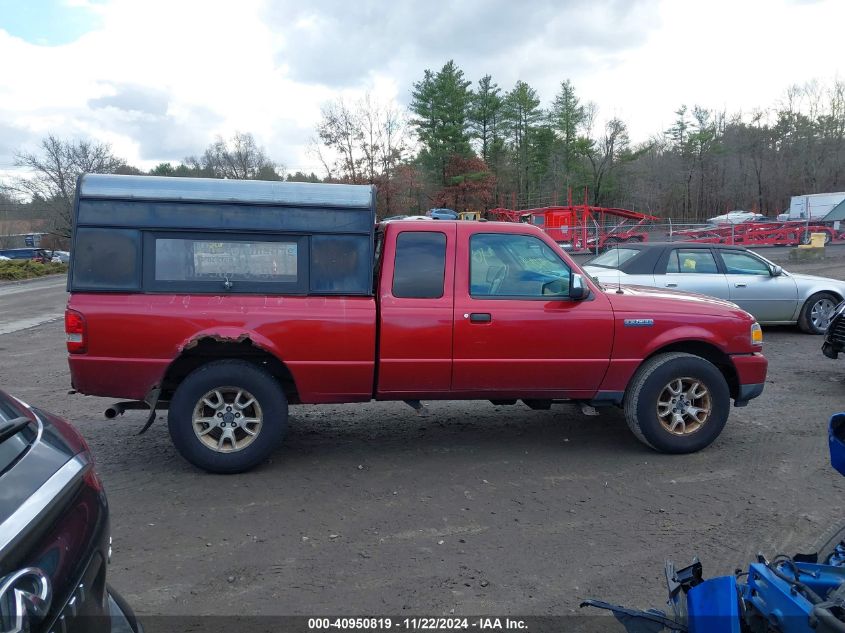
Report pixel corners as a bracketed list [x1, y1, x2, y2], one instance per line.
[583, 242, 845, 334]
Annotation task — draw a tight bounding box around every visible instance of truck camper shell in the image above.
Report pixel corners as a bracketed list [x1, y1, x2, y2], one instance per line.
[69, 174, 377, 296]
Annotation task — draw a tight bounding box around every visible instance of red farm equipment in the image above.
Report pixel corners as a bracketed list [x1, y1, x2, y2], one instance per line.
[486, 205, 660, 252]
[672, 219, 841, 246]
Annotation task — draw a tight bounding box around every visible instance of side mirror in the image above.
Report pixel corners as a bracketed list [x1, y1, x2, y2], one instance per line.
[770, 265, 783, 277]
[569, 273, 588, 300]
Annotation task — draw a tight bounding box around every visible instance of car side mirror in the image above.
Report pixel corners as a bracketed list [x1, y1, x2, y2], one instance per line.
[568, 274, 588, 300]
[770, 265, 783, 277]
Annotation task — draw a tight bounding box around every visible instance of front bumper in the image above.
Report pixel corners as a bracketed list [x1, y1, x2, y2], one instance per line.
[730, 352, 767, 407]
[734, 383, 765, 407]
[823, 304, 845, 359]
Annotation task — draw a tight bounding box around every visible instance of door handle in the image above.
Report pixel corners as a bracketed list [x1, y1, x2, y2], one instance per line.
[665, 283, 677, 288]
[735, 283, 747, 288]
[468, 313, 492, 323]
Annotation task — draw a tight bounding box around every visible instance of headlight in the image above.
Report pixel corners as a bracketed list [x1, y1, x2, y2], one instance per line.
[751, 322, 763, 345]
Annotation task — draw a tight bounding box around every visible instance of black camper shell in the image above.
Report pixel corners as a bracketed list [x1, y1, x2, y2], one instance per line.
[68, 174, 377, 296]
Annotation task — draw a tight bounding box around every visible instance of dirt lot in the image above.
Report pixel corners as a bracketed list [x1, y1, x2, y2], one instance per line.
[3, 251, 845, 619]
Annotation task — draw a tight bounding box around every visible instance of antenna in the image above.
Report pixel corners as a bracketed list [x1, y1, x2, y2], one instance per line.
[615, 243, 623, 294]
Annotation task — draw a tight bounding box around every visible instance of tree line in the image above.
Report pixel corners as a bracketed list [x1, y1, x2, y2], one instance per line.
[3, 60, 844, 240]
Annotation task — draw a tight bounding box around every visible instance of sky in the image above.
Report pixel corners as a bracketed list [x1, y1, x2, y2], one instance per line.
[0, 0, 843, 181]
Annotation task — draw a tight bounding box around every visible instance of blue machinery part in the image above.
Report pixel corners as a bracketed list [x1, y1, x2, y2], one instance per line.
[582, 414, 845, 632]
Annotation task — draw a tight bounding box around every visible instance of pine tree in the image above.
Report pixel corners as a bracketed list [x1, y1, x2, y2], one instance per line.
[410, 60, 473, 185]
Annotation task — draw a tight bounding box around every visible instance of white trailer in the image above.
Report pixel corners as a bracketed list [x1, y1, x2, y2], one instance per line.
[777, 192, 845, 221]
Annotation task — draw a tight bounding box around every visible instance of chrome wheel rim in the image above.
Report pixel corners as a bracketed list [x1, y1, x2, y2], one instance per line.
[811, 298, 836, 331]
[192, 387, 263, 453]
[656, 377, 711, 436]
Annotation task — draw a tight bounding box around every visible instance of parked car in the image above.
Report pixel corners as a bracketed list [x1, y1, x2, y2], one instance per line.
[822, 301, 845, 358]
[707, 211, 768, 224]
[427, 207, 458, 220]
[47, 250, 70, 263]
[0, 389, 140, 633]
[65, 174, 767, 473]
[0, 248, 51, 263]
[583, 242, 845, 334]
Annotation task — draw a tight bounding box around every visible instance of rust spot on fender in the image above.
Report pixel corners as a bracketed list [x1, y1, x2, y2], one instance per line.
[179, 332, 253, 352]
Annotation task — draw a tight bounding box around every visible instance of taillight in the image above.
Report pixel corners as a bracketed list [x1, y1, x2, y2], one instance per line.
[65, 309, 87, 353]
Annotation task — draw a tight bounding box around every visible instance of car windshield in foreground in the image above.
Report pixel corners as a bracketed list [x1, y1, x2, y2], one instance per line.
[585, 247, 642, 269]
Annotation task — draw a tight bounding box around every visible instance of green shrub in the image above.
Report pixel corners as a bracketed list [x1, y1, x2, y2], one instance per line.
[0, 260, 69, 281]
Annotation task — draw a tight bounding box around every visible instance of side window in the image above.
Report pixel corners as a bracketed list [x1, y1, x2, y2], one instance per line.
[146, 234, 307, 293]
[470, 233, 570, 298]
[155, 238, 298, 282]
[310, 235, 370, 294]
[72, 228, 141, 290]
[721, 251, 771, 275]
[392, 232, 447, 299]
[666, 249, 719, 274]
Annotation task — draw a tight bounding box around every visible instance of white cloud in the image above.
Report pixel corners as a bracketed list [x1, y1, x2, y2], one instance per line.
[0, 0, 843, 181]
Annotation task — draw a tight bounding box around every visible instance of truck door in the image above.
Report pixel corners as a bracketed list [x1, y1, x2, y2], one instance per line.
[376, 224, 456, 397]
[452, 227, 614, 398]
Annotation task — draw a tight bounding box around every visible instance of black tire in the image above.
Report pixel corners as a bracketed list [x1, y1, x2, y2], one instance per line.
[793, 519, 845, 565]
[798, 292, 839, 334]
[168, 359, 288, 473]
[806, 519, 845, 564]
[623, 352, 730, 454]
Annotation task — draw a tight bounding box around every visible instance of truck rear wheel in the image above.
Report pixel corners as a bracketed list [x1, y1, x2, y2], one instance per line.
[168, 360, 288, 473]
[623, 352, 729, 454]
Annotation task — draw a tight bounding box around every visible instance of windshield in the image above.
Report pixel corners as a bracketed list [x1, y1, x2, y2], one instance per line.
[585, 247, 641, 269]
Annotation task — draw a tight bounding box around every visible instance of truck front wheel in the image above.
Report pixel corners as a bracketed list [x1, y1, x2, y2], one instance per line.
[168, 360, 288, 473]
[623, 352, 730, 453]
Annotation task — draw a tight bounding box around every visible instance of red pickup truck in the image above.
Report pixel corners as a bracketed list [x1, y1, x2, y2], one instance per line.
[66, 175, 767, 473]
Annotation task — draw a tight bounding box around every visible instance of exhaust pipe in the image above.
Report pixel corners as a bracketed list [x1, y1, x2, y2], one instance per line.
[104, 403, 126, 419]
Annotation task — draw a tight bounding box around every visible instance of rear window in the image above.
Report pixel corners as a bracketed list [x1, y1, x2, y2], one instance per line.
[666, 249, 719, 274]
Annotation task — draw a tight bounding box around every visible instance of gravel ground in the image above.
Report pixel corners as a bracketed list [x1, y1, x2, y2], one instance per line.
[2, 252, 845, 621]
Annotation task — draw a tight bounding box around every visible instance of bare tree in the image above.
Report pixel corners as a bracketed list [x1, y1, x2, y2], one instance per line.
[13, 134, 129, 237]
[585, 118, 631, 205]
[186, 132, 282, 180]
[316, 93, 410, 215]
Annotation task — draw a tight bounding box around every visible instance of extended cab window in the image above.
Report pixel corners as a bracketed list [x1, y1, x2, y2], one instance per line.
[470, 233, 570, 298]
[666, 249, 719, 274]
[392, 232, 447, 299]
